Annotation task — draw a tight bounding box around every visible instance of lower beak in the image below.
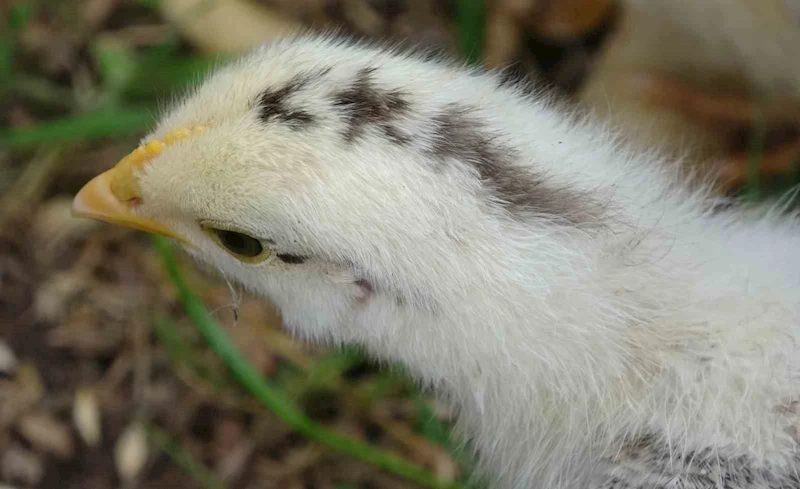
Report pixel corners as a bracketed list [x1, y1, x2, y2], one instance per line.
[72, 168, 187, 243]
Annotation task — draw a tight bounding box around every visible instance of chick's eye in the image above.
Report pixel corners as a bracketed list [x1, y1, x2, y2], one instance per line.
[212, 229, 264, 258]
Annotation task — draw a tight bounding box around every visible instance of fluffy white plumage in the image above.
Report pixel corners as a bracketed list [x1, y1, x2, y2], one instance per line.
[75, 34, 800, 489]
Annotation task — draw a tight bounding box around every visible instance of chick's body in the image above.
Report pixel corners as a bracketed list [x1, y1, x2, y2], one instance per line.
[75, 35, 800, 489]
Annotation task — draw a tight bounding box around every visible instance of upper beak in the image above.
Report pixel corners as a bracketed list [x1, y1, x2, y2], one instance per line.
[72, 167, 187, 243]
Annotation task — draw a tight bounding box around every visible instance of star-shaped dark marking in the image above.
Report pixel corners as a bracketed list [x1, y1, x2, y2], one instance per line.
[332, 67, 410, 143]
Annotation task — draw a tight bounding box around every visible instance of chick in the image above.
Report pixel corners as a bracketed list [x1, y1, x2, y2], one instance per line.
[72, 35, 800, 489]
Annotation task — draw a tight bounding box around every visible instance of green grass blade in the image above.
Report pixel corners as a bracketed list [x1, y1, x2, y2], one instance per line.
[0, 107, 154, 147]
[146, 423, 228, 489]
[744, 107, 767, 201]
[416, 401, 452, 447]
[456, 0, 486, 65]
[122, 55, 224, 101]
[154, 316, 230, 391]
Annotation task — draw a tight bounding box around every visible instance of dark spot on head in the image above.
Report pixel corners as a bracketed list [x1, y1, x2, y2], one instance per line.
[258, 78, 313, 127]
[428, 104, 604, 226]
[257, 68, 330, 129]
[332, 67, 410, 143]
[276, 253, 308, 264]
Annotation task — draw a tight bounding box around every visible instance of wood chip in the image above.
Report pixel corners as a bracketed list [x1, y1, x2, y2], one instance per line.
[1, 445, 43, 487]
[73, 387, 102, 447]
[0, 340, 17, 375]
[114, 422, 149, 482]
[16, 411, 76, 458]
[34, 273, 86, 324]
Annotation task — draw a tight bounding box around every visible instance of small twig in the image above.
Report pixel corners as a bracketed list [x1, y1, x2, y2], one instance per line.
[0, 146, 65, 227]
[7, 75, 75, 109]
[3, 146, 63, 202]
[131, 317, 154, 421]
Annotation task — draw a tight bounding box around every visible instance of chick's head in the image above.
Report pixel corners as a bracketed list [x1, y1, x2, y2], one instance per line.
[72, 37, 492, 343]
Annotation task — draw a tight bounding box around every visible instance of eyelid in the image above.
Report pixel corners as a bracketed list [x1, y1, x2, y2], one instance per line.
[197, 219, 264, 240]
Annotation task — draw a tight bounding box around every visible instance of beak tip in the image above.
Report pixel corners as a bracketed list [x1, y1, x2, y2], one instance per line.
[70, 186, 95, 220]
[70, 177, 186, 244]
[70, 197, 83, 219]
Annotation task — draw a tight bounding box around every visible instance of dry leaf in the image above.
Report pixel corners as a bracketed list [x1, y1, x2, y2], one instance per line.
[216, 439, 255, 483]
[114, 422, 149, 482]
[73, 387, 102, 447]
[1, 445, 44, 487]
[17, 412, 76, 458]
[35, 272, 86, 323]
[12, 363, 45, 409]
[0, 340, 17, 375]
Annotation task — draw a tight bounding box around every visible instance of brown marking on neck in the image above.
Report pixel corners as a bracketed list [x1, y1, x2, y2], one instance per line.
[427, 104, 606, 226]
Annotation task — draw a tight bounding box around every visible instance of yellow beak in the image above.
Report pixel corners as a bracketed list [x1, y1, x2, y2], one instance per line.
[72, 167, 187, 243]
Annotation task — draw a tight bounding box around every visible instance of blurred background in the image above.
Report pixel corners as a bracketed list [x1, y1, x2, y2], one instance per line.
[1, 1, 799, 488]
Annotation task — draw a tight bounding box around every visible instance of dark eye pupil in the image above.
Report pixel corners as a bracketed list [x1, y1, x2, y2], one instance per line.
[215, 229, 263, 257]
